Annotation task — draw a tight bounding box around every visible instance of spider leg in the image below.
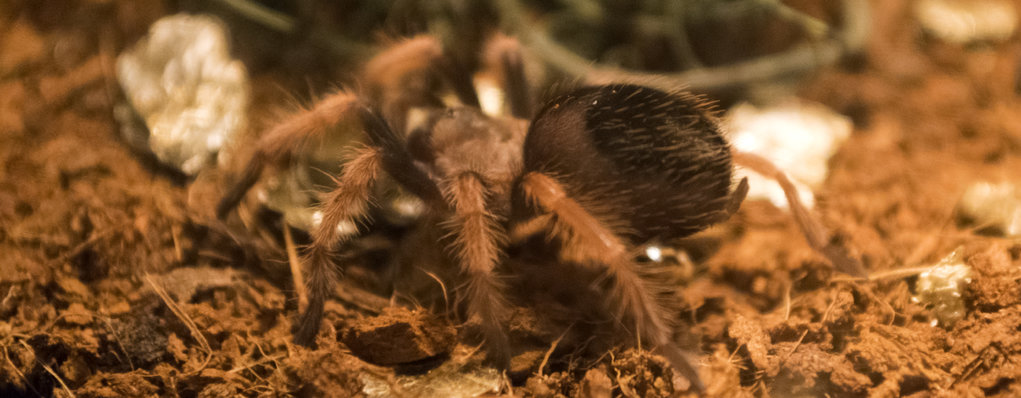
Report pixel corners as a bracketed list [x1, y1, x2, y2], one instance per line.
[358, 107, 446, 208]
[518, 172, 705, 393]
[294, 106, 445, 346]
[483, 34, 531, 118]
[725, 177, 750, 217]
[433, 51, 482, 110]
[363, 35, 482, 130]
[732, 150, 866, 277]
[219, 36, 456, 219]
[216, 92, 360, 219]
[363, 36, 444, 129]
[442, 172, 513, 368]
[508, 213, 554, 242]
[294, 145, 383, 346]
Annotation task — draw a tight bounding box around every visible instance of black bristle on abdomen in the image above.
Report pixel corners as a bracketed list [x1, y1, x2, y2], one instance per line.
[522, 84, 735, 242]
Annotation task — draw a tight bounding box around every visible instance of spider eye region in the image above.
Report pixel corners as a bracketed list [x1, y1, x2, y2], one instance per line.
[523, 84, 735, 240]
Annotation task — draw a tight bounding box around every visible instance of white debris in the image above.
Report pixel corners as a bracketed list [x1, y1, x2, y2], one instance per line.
[257, 165, 321, 232]
[958, 181, 1021, 236]
[726, 99, 852, 209]
[645, 245, 663, 262]
[911, 249, 972, 328]
[361, 356, 502, 398]
[116, 14, 249, 175]
[389, 195, 426, 221]
[474, 75, 506, 117]
[915, 0, 1017, 45]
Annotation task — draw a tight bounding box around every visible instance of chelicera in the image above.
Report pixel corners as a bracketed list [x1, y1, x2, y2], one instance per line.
[216, 34, 860, 393]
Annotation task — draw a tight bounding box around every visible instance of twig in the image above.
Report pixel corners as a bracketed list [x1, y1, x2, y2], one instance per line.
[145, 274, 214, 373]
[537, 325, 572, 376]
[820, 289, 840, 323]
[664, 1, 703, 69]
[50, 226, 122, 268]
[830, 265, 934, 284]
[840, 282, 900, 324]
[102, 317, 135, 370]
[2, 344, 43, 397]
[333, 280, 388, 314]
[751, 0, 830, 39]
[251, 339, 287, 382]
[495, 0, 870, 92]
[865, 266, 933, 281]
[97, 25, 120, 117]
[419, 268, 451, 321]
[227, 354, 285, 374]
[217, 0, 292, 32]
[212, 0, 374, 58]
[282, 226, 307, 311]
[783, 281, 792, 321]
[19, 341, 76, 398]
[171, 225, 183, 263]
[559, 0, 603, 22]
[613, 359, 640, 398]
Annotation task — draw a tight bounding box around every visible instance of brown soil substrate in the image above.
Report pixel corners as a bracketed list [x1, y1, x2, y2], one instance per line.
[3, 1, 1021, 397]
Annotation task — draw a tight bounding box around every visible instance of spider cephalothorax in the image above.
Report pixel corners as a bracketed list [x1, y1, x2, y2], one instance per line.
[217, 34, 859, 394]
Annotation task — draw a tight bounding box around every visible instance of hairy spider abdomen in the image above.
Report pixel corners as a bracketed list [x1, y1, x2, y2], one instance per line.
[523, 84, 734, 241]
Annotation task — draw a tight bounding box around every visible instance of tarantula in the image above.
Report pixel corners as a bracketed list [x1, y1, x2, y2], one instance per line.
[217, 34, 861, 392]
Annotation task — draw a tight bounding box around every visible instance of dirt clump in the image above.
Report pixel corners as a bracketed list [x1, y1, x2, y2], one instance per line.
[341, 307, 456, 366]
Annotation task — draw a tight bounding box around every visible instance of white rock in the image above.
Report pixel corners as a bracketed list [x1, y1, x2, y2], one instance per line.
[117, 14, 249, 175]
[726, 99, 852, 209]
[913, 249, 972, 327]
[915, 0, 1017, 45]
[958, 181, 1021, 236]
